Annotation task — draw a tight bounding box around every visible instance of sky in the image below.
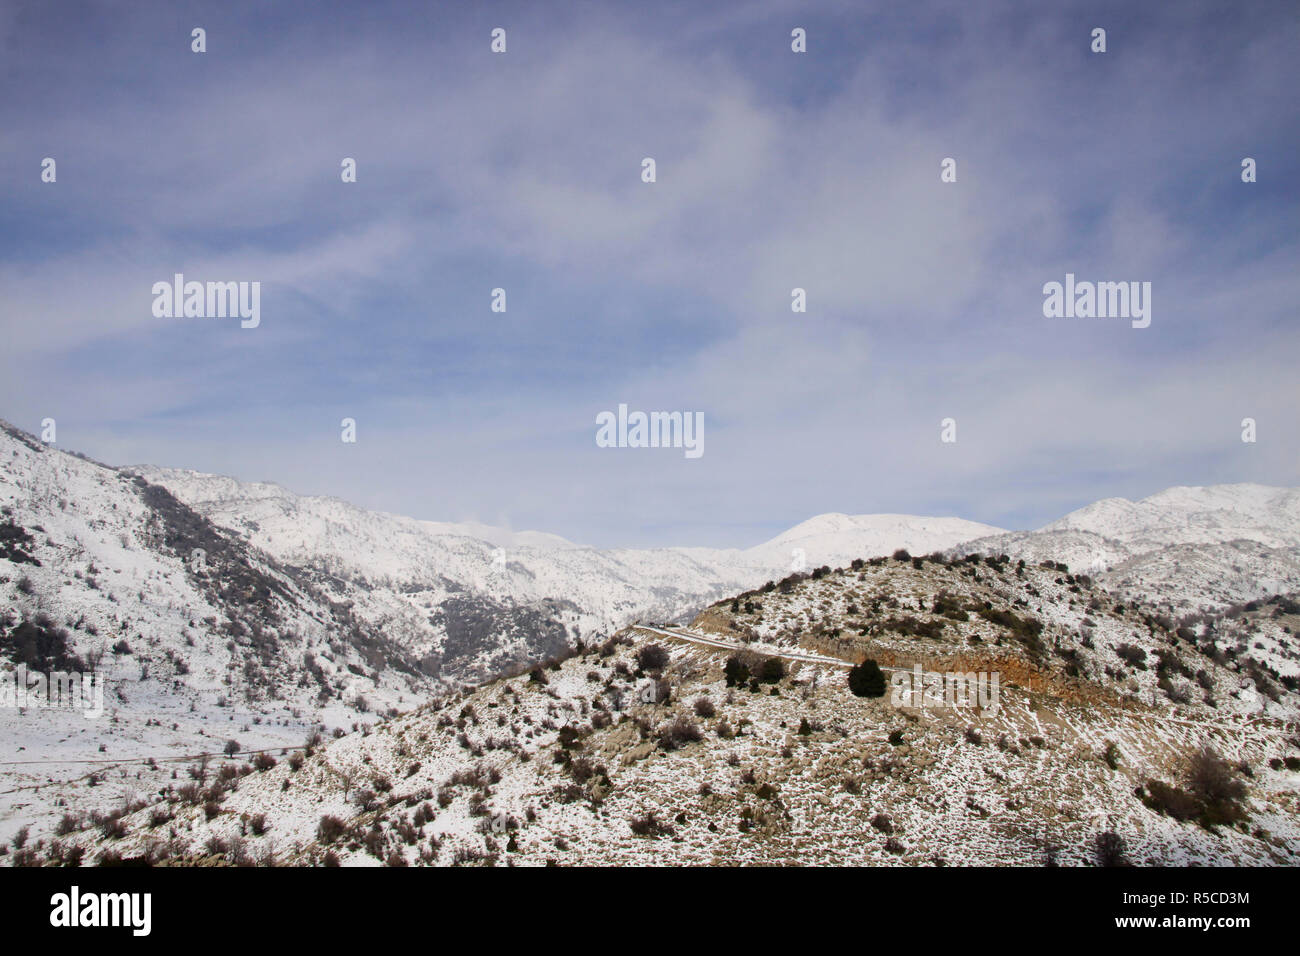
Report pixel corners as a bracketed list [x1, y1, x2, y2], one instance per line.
[1, 0, 1297, 548]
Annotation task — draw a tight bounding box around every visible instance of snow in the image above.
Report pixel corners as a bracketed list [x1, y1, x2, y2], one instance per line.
[2, 420, 1298, 865]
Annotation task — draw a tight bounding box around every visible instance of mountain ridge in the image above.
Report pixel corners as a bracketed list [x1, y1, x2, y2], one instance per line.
[3, 416, 1299, 853]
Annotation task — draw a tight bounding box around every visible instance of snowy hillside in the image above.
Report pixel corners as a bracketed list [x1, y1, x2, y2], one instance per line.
[1042, 485, 1300, 550]
[0, 420, 1001, 843]
[44, 554, 1300, 868]
[129, 465, 1006, 685]
[0, 421, 446, 842]
[4, 417, 1299, 862]
[746, 512, 1005, 571]
[950, 484, 1300, 610]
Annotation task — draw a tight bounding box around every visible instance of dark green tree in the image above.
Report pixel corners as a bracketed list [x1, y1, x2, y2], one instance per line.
[757, 657, 786, 684]
[848, 659, 887, 698]
[724, 654, 750, 687]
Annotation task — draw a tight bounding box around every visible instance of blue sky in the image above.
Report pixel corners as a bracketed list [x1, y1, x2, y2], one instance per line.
[1, 0, 1297, 547]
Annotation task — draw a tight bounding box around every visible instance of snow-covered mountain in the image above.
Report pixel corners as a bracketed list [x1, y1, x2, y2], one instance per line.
[0, 418, 1005, 839]
[744, 512, 1004, 570]
[0, 423, 995, 725]
[1042, 485, 1300, 550]
[51, 553, 1300, 868]
[127, 466, 1005, 684]
[4, 417, 1300, 859]
[950, 484, 1300, 610]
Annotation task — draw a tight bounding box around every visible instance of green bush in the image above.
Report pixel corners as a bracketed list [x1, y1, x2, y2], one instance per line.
[756, 657, 785, 684]
[849, 659, 887, 698]
[724, 655, 750, 687]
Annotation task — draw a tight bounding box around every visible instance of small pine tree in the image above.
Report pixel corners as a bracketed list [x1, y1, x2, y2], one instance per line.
[848, 659, 887, 698]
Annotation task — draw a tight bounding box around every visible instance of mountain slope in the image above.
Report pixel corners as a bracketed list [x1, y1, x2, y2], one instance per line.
[0, 420, 445, 841]
[5, 420, 1299, 860]
[1042, 485, 1300, 550]
[950, 484, 1300, 611]
[45, 552, 1300, 867]
[129, 464, 1007, 685]
[0, 420, 1003, 843]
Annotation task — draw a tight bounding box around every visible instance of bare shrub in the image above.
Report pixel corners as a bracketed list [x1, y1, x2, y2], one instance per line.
[1187, 746, 1248, 825]
[657, 716, 703, 751]
[636, 644, 670, 672]
[317, 815, 347, 844]
[629, 811, 674, 837]
[1094, 830, 1128, 866]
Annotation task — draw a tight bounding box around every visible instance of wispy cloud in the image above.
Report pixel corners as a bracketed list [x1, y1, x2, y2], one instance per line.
[2, 0, 1296, 547]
